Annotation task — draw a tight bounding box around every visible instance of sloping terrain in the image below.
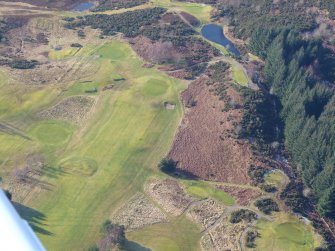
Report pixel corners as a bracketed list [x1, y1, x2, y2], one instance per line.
[0, 1, 328, 251]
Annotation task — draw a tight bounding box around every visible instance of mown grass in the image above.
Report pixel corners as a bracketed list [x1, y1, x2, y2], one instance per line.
[231, 61, 249, 86]
[152, 0, 212, 24]
[256, 212, 322, 251]
[4, 40, 193, 250]
[183, 180, 235, 206]
[127, 215, 201, 251]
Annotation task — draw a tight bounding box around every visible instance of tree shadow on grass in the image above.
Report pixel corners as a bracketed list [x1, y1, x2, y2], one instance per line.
[13, 202, 53, 236]
[41, 165, 68, 179]
[123, 240, 151, 251]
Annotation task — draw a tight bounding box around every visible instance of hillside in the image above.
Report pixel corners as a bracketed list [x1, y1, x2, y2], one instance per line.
[0, 0, 334, 251]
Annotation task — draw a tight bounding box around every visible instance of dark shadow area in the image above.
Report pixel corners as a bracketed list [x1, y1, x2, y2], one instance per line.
[304, 95, 330, 120]
[13, 202, 53, 236]
[123, 240, 151, 251]
[41, 165, 68, 179]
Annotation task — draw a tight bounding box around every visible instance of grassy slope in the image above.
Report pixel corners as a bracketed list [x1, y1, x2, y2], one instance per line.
[16, 41, 192, 250]
[0, 2, 321, 250]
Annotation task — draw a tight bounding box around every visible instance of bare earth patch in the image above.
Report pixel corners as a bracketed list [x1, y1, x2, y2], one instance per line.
[168, 77, 258, 184]
[38, 96, 95, 125]
[187, 199, 225, 231]
[201, 214, 247, 251]
[111, 193, 167, 231]
[145, 179, 195, 216]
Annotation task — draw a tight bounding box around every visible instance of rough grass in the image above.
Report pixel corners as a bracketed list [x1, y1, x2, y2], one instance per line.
[256, 212, 322, 251]
[264, 170, 289, 189]
[183, 180, 235, 206]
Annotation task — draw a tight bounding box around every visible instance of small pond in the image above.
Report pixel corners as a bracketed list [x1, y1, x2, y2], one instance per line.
[201, 23, 241, 56]
[72, 2, 94, 12]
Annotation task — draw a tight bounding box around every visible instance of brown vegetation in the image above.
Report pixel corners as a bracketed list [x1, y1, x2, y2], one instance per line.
[145, 179, 195, 216]
[38, 96, 96, 125]
[111, 193, 167, 230]
[187, 199, 224, 231]
[168, 76, 262, 184]
[217, 185, 262, 206]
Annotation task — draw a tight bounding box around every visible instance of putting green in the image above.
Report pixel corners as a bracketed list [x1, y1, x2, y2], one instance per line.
[183, 180, 235, 206]
[30, 121, 74, 146]
[256, 213, 321, 251]
[152, 0, 212, 24]
[141, 78, 169, 97]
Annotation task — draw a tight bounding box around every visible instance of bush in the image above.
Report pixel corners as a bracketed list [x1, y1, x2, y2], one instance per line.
[255, 198, 279, 215]
[261, 184, 277, 193]
[71, 43, 83, 48]
[245, 230, 259, 248]
[98, 220, 125, 250]
[158, 158, 177, 173]
[87, 245, 99, 251]
[230, 209, 258, 223]
[10, 59, 38, 69]
[247, 165, 267, 184]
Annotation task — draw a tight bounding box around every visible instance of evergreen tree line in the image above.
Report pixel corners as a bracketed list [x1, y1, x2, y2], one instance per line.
[249, 28, 335, 219]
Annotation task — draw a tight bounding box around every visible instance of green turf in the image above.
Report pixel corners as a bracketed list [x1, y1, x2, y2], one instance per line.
[152, 0, 212, 24]
[49, 47, 80, 60]
[256, 213, 321, 251]
[127, 215, 201, 251]
[183, 180, 235, 206]
[2, 41, 193, 250]
[231, 62, 249, 86]
[141, 78, 169, 97]
[264, 170, 289, 189]
[29, 121, 74, 146]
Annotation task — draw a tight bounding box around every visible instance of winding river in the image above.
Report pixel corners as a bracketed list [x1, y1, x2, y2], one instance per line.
[201, 24, 241, 56]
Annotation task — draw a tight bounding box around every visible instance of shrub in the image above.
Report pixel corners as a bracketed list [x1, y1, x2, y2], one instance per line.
[255, 198, 279, 215]
[247, 165, 267, 184]
[98, 220, 125, 250]
[230, 209, 258, 223]
[261, 184, 277, 193]
[245, 230, 259, 248]
[158, 158, 177, 173]
[71, 43, 83, 48]
[10, 59, 38, 69]
[87, 245, 99, 251]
